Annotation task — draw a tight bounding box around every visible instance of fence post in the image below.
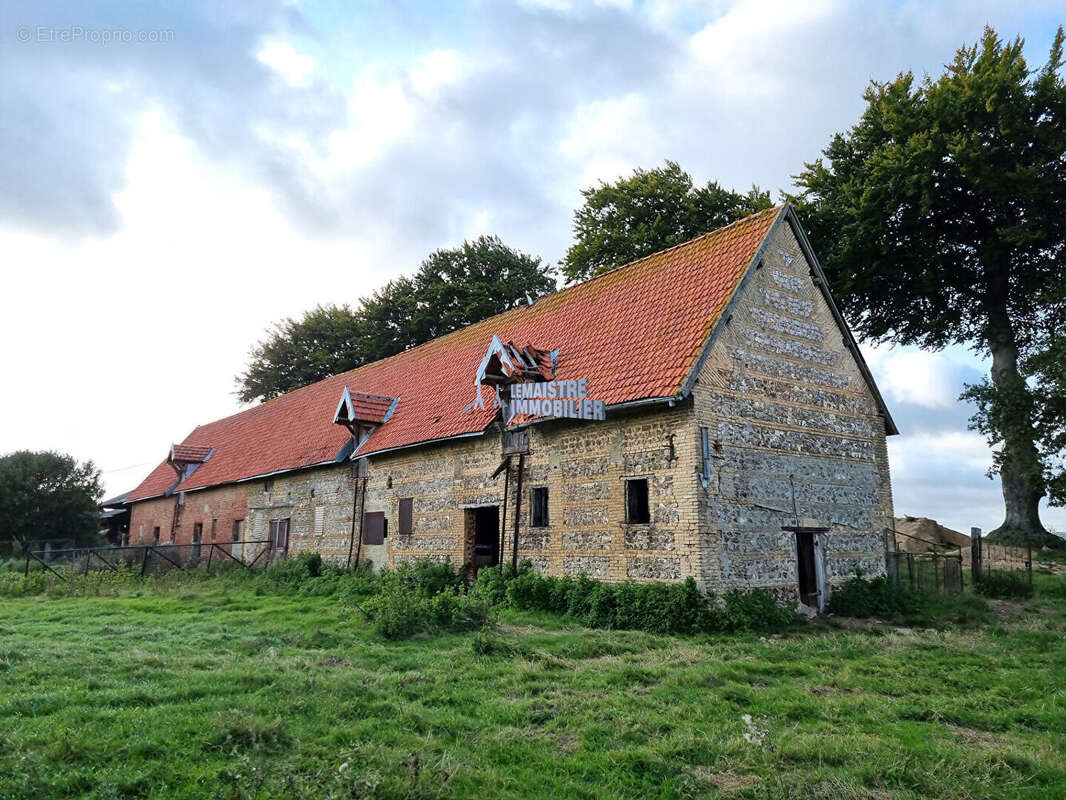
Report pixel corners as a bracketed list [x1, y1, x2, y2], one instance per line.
[24, 550, 30, 577]
[970, 527, 982, 585]
[1027, 543, 1033, 586]
[141, 546, 151, 577]
[206, 544, 214, 574]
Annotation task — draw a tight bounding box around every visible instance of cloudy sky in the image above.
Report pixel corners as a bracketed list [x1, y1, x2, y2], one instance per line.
[1, 0, 1063, 535]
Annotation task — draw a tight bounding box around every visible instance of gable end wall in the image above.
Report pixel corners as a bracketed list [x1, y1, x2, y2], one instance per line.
[692, 220, 894, 599]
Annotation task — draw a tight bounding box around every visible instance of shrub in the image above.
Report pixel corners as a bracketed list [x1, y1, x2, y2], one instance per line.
[827, 573, 925, 617]
[497, 569, 793, 635]
[719, 589, 797, 633]
[361, 584, 491, 639]
[472, 565, 511, 605]
[0, 571, 50, 597]
[263, 552, 324, 590]
[975, 571, 1034, 599]
[386, 558, 463, 595]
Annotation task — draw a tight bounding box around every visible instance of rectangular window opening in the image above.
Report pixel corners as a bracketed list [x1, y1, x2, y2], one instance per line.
[530, 487, 549, 528]
[625, 478, 650, 524]
[363, 511, 387, 545]
[398, 498, 413, 535]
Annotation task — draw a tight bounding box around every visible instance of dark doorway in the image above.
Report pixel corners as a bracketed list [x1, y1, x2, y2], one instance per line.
[795, 531, 818, 607]
[470, 506, 500, 569]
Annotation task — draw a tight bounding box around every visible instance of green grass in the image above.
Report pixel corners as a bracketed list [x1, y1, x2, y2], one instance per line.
[2, 576, 1066, 798]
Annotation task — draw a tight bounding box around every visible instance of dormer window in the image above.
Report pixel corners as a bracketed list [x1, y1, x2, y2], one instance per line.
[168, 444, 213, 483]
[332, 388, 398, 450]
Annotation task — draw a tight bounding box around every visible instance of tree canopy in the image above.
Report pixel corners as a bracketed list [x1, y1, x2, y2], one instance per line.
[562, 161, 772, 283]
[0, 451, 103, 548]
[795, 26, 1066, 545]
[237, 236, 555, 403]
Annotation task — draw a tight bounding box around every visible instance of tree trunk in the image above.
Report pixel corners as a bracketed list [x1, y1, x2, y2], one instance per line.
[985, 308, 1052, 546]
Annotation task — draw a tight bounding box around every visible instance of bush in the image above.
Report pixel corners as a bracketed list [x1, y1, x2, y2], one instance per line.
[361, 584, 491, 639]
[975, 571, 1034, 599]
[0, 571, 50, 597]
[497, 568, 794, 635]
[263, 552, 323, 589]
[719, 589, 798, 633]
[384, 558, 463, 596]
[827, 573, 926, 617]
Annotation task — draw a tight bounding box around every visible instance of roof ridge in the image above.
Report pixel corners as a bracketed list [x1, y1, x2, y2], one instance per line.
[564, 204, 785, 286]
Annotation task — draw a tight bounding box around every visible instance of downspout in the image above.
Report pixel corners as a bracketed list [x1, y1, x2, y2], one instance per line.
[499, 460, 510, 570]
[511, 453, 525, 573]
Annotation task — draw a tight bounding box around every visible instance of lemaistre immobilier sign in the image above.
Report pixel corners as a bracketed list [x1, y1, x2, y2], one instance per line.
[509, 380, 605, 421]
[464, 335, 606, 423]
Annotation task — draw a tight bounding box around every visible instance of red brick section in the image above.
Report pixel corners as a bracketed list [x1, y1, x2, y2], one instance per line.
[126, 206, 783, 502]
[128, 484, 249, 549]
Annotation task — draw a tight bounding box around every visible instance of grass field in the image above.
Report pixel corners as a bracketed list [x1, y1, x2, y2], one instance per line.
[2, 573, 1066, 799]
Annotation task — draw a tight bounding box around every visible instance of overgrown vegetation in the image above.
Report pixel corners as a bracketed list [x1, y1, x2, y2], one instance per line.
[974, 571, 1035, 599]
[827, 572, 927, 618]
[477, 567, 795, 634]
[1, 563, 1065, 799]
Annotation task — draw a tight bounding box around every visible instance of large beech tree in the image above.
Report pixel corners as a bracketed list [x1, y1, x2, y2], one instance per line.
[796, 27, 1066, 546]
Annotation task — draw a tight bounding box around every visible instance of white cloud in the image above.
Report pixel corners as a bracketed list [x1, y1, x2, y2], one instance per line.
[863, 348, 966, 409]
[686, 0, 839, 98]
[257, 38, 317, 88]
[408, 49, 466, 97]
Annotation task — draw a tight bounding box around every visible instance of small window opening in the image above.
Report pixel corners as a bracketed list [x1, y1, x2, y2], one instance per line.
[152, 526, 160, 545]
[530, 487, 549, 528]
[232, 519, 244, 541]
[625, 478, 650, 524]
[264, 478, 274, 493]
[210, 518, 217, 541]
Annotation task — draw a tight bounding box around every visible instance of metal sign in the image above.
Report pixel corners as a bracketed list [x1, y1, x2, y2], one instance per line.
[463, 335, 606, 423]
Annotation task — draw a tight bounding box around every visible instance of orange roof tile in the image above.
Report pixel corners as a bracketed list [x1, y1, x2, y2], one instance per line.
[126, 206, 784, 501]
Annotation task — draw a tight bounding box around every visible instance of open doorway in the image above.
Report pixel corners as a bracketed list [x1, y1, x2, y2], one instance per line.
[466, 506, 500, 570]
[786, 526, 827, 612]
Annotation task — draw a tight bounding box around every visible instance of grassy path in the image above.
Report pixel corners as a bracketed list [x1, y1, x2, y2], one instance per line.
[1, 587, 1065, 798]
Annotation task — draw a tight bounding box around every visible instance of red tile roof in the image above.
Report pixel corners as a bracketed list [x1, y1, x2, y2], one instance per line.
[126, 206, 784, 502]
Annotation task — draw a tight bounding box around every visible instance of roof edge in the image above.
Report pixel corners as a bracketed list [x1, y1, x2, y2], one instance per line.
[783, 206, 898, 436]
[676, 205, 788, 400]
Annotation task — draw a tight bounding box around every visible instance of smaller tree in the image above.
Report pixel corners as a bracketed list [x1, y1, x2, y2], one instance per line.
[563, 161, 772, 282]
[0, 451, 102, 548]
[410, 235, 556, 341]
[237, 305, 367, 404]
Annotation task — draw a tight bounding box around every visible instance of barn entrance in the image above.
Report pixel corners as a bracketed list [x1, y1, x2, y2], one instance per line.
[466, 506, 500, 570]
[784, 525, 827, 612]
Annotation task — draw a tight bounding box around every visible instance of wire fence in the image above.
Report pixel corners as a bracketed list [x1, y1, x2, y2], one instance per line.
[968, 530, 1032, 589]
[21, 541, 282, 581]
[885, 528, 963, 594]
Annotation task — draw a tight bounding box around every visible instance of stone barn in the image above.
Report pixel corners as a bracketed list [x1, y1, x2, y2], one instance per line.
[120, 205, 896, 610]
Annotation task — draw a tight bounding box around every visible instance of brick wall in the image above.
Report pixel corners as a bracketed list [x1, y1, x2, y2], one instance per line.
[127, 483, 248, 555]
